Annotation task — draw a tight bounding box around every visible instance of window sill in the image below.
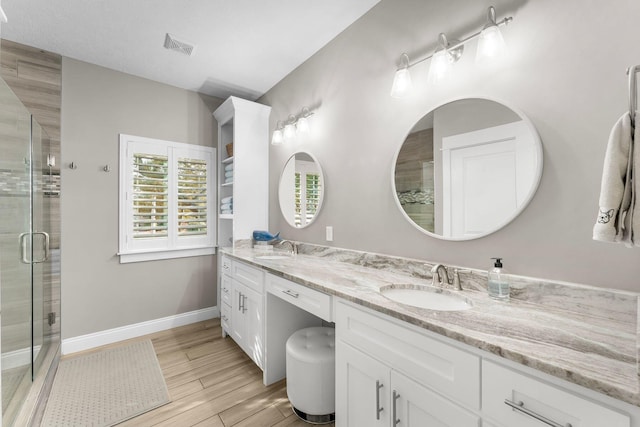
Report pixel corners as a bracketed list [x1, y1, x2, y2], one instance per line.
[118, 246, 216, 264]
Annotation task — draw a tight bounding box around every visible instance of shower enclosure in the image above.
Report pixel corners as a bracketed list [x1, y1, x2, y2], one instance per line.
[0, 76, 61, 425]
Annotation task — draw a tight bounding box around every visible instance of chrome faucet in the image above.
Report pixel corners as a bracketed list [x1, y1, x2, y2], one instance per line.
[430, 264, 463, 291]
[274, 239, 298, 255]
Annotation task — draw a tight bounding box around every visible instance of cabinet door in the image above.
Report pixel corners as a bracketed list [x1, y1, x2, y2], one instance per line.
[230, 280, 247, 346]
[391, 371, 480, 427]
[336, 341, 389, 427]
[243, 284, 264, 369]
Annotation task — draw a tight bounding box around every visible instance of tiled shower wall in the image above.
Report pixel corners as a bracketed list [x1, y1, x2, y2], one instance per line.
[0, 39, 61, 347]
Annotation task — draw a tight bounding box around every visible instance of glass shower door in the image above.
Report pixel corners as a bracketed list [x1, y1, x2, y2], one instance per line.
[0, 78, 35, 424]
[30, 119, 52, 380]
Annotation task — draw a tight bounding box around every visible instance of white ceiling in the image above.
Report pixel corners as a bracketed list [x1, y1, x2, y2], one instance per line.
[0, 0, 380, 100]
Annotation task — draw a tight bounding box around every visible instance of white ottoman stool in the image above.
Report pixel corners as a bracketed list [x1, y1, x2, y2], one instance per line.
[286, 326, 335, 424]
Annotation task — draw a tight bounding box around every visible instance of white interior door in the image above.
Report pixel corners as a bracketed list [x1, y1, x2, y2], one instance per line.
[442, 121, 536, 239]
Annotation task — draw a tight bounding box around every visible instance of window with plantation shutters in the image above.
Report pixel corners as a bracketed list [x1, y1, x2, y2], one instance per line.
[294, 170, 322, 227]
[119, 134, 215, 263]
[177, 157, 208, 237]
[133, 153, 169, 239]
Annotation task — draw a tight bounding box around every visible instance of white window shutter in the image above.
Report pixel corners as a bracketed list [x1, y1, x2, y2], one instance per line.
[119, 134, 215, 262]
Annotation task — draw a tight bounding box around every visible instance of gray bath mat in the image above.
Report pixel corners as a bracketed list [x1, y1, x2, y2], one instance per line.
[41, 339, 170, 426]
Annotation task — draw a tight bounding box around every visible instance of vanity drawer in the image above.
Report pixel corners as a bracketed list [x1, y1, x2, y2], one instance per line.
[221, 274, 232, 307]
[232, 260, 264, 293]
[221, 254, 232, 276]
[482, 360, 630, 427]
[266, 273, 332, 322]
[336, 300, 480, 409]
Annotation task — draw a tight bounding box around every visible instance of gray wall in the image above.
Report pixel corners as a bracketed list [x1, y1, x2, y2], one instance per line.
[61, 58, 222, 340]
[261, 0, 640, 291]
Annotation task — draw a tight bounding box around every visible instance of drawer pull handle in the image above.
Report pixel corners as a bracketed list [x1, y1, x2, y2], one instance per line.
[375, 380, 384, 420]
[504, 399, 572, 427]
[282, 289, 299, 298]
[392, 390, 400, 426]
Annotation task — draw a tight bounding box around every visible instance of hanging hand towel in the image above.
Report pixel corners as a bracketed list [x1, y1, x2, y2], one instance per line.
[593, 112, 636, 245]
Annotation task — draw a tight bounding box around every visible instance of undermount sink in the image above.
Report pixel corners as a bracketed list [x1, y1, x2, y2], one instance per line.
[380, 285, 472, 311]
[255, 254, 292, 260]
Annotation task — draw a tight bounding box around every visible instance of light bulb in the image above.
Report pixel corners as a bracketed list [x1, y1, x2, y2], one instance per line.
[284, 123, 296, 141]
[428, 49, 451, 85]
[390, 53, 413, 98]
[390, 68, 412, 98]
[271, 129, 283, 145]
[477, 25, 506, 63]
[296, 116, 309, 134]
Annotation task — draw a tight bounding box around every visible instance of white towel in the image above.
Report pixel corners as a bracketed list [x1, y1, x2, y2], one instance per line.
[220, 203, 232, 211]
[593, 112, 638, 246]
[221, 209, 232, 215]
[224, 163, 234, 172]
[221, 196, 233, 204]
[225, 171, 234, 178]
[224, 177, 233, 184]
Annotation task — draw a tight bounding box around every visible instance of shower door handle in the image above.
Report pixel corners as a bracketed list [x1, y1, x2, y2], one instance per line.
[19, 231, 50, 264]
[19, 232, 30, 264]
[33, 231, 50, 263]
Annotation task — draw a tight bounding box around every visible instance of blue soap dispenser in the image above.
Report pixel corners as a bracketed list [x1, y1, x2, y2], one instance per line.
[488, 258, 509, 300]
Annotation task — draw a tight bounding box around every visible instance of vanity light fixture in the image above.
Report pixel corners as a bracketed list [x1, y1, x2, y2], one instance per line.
[284, 115, 297, 142]
[390, 53, 413, 98]
[476, 6, 507, 63]
[271, 121, 284, 145]
[390, 5, 512, 97]
[271, 107, 315, 145]
[296, 107, 311, 134]
[427, 33, 462, 85]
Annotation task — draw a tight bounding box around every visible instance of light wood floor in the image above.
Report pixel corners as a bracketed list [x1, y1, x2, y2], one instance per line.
[87, 318, 334, 427]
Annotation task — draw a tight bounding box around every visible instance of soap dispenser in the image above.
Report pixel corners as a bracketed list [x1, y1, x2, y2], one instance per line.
[488, 258, 509, 300]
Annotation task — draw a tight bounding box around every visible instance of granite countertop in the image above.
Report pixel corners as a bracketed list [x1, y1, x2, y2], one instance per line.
[220, 244, 639, 407]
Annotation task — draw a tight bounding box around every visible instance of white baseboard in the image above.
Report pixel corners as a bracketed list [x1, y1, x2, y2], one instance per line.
[61, 306, 219, 355]
[2, 345, 42, 370]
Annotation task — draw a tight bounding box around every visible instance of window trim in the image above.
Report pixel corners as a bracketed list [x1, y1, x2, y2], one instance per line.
[118, 134, 216, 263]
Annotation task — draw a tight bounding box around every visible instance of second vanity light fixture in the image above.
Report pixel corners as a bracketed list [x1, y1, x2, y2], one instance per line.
[391, 6, 513, 98]
[272, 107, 314, 145]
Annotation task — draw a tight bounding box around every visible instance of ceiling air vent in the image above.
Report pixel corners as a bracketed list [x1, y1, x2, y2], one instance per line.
[164, 33, 195, 56]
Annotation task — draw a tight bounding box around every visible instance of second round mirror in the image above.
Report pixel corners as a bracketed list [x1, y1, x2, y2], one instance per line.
[393, 98, 543, 240]
[279, 152, 324, 228]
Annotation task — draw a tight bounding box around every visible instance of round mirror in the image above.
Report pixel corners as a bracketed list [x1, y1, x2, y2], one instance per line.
[392, 98, 543, 240]
[279, 151, 325, 228]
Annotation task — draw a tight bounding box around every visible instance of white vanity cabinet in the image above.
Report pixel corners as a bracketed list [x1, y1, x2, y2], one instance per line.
[338, 342, 479, 427]
[221, 255, 265, 370]
[335, 300, 480, 427]
[335, 299, 637, 427]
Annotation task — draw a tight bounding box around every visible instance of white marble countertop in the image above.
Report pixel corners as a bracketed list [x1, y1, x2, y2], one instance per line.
[220, 244, 639, 407]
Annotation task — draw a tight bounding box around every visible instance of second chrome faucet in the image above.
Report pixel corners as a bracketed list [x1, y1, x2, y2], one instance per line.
[430, 264, 463, 291]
